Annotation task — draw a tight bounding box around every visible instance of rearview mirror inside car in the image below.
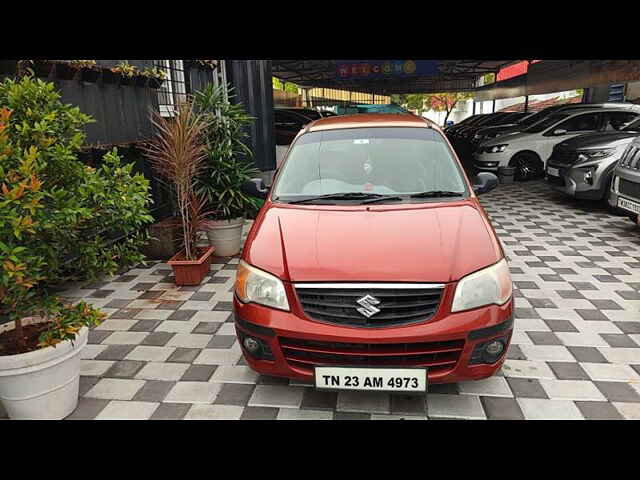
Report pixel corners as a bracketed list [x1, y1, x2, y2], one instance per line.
[472, 172, 499, 195]
[241, 178, 269, 200]
[553, 128, 568, 136]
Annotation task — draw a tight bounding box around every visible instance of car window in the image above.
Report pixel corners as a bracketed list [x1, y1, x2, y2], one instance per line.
[273, 127, 467, 200]
[275, 110, 308, 127]
[523, 113, 571, 133]
[623, 117, 640, 132]
[548, 112, 600, 134]
[603, 112, 639, 131]
[292, 109, 322, 120]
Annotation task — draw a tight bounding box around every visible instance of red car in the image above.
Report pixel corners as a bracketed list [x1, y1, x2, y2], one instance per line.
[235, 114, 513, 394]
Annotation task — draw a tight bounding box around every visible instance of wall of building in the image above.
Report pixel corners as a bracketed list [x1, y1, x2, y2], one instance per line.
[226, 60, 276, 172]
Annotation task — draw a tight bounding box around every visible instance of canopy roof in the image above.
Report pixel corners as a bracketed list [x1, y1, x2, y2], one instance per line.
[272, 60, 518, 95]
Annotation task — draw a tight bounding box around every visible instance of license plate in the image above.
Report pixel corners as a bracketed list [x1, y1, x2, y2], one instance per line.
[618, 196, 640, 215]
[315, 366, 427, 393]
[547, 167, 560, 177]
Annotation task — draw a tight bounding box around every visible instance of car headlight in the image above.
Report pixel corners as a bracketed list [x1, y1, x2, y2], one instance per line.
[235, 260, 290, 310]
[484, 144, 508, 154]
[576, 148, 615, 163]
[451, 259, 513, 312]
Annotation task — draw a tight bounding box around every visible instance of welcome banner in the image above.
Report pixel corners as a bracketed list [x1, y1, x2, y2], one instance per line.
[336, 60, 439, 79]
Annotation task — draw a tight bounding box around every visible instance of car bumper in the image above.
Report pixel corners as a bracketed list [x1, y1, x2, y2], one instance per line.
[546, 159, 617, 200]
[609, 170, 640, 220]
[233, 292, 514, 385]
[473, 150, 511, 172]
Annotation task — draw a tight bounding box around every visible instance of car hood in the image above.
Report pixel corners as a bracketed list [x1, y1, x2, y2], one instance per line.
[554, 131, 640, 150]
[244, 201, 503, 283]
[477, 125, 521, 136]
[483, 130, 533, 146]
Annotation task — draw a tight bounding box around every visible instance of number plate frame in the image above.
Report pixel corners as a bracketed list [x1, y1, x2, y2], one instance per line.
[618, 196, 640, 215]
[547, 167, 560, 177]
[314, 366, 428, 393]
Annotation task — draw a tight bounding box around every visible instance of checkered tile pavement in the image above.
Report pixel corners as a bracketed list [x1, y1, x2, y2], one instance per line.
[2, 180, 639, 420]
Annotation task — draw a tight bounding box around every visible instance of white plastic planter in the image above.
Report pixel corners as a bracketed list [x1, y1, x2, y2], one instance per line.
[0, 321, 87, 420]
[206, 218, 245, 257]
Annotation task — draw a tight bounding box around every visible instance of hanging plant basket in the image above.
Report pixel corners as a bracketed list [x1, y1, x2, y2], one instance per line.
[117, 74, 134, 87]
[147, 77, 164, 89]
[134, 75, 147, 88]
[101, 69, 118, 85]
[54, 63, 76, 81]
[80, 68, 100, 83]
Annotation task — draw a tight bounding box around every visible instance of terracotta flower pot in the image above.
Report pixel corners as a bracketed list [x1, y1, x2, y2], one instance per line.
[167, 246, 215, 286]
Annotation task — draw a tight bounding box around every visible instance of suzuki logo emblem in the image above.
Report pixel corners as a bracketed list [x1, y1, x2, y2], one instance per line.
[356, 294, 381, 318]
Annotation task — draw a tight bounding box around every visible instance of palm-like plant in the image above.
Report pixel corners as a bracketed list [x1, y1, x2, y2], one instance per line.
[141, 101, 210, 260]
[192, 84, 261, 220]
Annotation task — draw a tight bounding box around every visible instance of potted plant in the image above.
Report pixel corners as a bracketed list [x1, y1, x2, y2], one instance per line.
[0, 300, 105, 419]
[0, 76, 154, 418]
[111, 61, 137, 86]
[141, 67, 167, 89]
[67, 60, 99, 83]
[142, 100, 215, 285]
[193, 83, 260, 256]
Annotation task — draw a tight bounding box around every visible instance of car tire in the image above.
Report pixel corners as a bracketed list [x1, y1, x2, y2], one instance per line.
[509, 152, 543, 181]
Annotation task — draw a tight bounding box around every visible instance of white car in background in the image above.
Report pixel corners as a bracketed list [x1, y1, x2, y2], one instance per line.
[474, 108, 640, 180]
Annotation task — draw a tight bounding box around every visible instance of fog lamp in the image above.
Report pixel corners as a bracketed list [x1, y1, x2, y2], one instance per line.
[243, 337, 261, 353]
[583, 169, 594, 185]
[485, 340, 504, 356]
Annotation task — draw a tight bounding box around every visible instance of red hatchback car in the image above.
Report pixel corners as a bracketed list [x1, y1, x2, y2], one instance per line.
[234, 114, 513, 394]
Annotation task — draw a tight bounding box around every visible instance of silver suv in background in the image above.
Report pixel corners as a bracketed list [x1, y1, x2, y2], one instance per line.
[475, 107, 640, 180]
[609, 137, 640, 224]
[546, 115, 640, 202]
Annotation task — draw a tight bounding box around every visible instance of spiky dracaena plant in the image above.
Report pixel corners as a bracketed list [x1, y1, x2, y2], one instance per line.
[142, 101, 210, 260]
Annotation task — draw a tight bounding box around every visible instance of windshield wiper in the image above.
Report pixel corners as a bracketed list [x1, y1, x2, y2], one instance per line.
[359, 195, 403, 204]
[410, 190, 465, 198]
[288, 192, 387, 204]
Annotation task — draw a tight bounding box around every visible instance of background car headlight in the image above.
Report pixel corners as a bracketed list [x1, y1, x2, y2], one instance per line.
[235, 260, 290, 310]
[451, 259, 513, 312]
[576, 148, 615, 163]
[484, 144, 508, 154]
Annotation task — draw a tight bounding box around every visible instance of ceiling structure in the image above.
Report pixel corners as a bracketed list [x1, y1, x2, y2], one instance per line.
[272, 60, 519, 95]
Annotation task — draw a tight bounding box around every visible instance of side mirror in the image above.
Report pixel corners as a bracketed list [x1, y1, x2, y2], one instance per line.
[241, 178, 269, 200]
[553, 128, 568, 136]
[472, 172, 499, 195]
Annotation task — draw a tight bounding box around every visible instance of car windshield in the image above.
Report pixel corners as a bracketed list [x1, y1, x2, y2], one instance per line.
[623, 118, 640, 132]
[272, 127, 467, 202]
[516, 107, 559, 127]
[522, 113, 571, 133]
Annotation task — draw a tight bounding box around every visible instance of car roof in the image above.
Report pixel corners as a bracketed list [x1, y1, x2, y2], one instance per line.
[548, 107, 638, 117]
[305, 113, 435, 133]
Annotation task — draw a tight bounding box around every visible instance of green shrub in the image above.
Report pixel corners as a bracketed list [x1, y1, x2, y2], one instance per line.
[193, 84, 261, 221]
[0, 75, 153, 346]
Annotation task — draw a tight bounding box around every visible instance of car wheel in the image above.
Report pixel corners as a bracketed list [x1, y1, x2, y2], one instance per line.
[509, 152, 543, 181]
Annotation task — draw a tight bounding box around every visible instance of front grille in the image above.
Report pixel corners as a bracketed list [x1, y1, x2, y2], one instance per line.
[551, 147, 578, 166]
[295, 285, 444, 327]
[620, 145, 640, 169]
[279, 337, 464, 374]
[619, 178, 640, 199]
